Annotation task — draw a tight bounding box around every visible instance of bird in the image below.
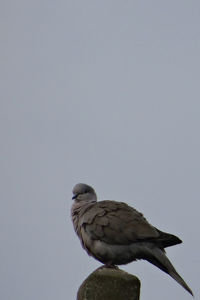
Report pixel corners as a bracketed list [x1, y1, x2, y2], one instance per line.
[71, 183, 193, 296]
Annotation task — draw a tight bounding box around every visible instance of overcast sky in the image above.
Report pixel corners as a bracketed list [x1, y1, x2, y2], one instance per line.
[1, 1, 200, 299]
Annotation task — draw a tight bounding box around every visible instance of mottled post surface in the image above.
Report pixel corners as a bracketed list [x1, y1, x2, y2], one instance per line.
[77, 267, 140, 300]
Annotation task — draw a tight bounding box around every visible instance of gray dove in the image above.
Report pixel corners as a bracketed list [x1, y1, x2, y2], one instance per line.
[71, 183, 193, 296]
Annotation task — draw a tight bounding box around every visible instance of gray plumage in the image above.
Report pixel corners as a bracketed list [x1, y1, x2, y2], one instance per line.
[71, 183, 193, 296]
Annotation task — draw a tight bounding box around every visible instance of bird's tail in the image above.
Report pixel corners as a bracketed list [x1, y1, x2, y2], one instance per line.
[169, 268, 193, 296]
[147, 248, 193, 296]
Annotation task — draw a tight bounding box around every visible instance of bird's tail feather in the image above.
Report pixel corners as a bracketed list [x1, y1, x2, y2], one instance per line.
[169, 269, 193, 296]
[147, 248, 193, 296]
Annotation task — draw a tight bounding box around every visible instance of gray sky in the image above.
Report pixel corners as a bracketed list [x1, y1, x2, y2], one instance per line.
[1, 1, 199, 299]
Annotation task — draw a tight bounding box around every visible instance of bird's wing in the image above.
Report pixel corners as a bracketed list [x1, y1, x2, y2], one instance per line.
[80, 200, 160, 245]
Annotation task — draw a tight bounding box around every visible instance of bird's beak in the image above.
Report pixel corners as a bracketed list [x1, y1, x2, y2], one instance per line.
[72, 194, 78, 200]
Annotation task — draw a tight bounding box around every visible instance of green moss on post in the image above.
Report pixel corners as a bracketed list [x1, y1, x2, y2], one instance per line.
[77, 267, 140, 300]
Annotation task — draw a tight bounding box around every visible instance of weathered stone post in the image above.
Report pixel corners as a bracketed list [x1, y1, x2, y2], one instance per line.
[77, 267, 140, 300]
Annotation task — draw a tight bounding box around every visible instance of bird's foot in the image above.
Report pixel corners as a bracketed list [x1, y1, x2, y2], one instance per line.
[98, 264, 119, 270]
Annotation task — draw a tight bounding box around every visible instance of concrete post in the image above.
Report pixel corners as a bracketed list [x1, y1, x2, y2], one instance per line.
[77, 267, 140, 300]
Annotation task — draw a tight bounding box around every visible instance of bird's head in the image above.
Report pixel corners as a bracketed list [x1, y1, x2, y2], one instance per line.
[72, 183, 97, 203]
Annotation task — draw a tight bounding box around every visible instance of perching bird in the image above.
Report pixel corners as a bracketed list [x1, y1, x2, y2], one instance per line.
[71, 183, 193, 296]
